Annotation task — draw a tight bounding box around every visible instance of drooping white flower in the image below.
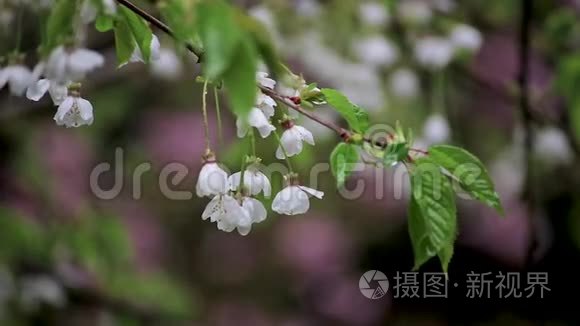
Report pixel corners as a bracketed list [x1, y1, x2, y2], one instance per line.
[257, 71, 276, 89]
[0, 64, 34, 96]
[276, 124, 314, 159]
[534, 127, 573, 164]
[19, 275, 66, 311]
[196, 161, 229, 197]
[414, 37, 454, 69]
[53, 94, 94, 128]
[423, 113, 450, 144]
[255, 91, 277, 118]
[398, 0, 432, 24]
[389, 68, 419, 98]
[150, 48, 183, 80]
[359, 2, 389, 27]
[26, 79, 68, 105]
[228, 164, 272, 197]
[450, 24, 483, 52]
[46, 46, 104, 82]
[272, 185, 324, 215]
[353, 36, 398, 67]
[236, 108, 276, 138]
[202, 194, 267, 236]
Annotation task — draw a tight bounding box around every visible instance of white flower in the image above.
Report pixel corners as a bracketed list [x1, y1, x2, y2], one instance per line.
[126, 34, 161, 65]
[256, 92, 277, 118]
[195, 162, 229, 197]
[414, 37, 454, 69]
[359, 2, 389, 26]
[26, 79, 68, 105]
[534, 127, 573, 164]
[398, 0, 432, 24]
[150, 48, 183, 80]
[353, 36, 398, 67]
[0, 64, 34, 96]
[53, 95, 94, 128]
[276, 124, 314, 159]
[272, 185, 324, 215]
[46, 46, 104, 82]
[202, 195, 267, 236]
[228, 165, 272, 197]
[257, 71, 276, 89]
[236, 107, 276, 138]
[423, 113, 450, 144]
[19, 275, 66, 311]
[389, 68, 419, 98]
[450, 24, 483, 52]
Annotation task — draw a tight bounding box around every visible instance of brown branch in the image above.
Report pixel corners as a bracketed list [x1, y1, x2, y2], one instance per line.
[259, 86, 349, 137]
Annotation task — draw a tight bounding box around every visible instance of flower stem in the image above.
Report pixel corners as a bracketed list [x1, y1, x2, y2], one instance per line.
[201, 79, 211, 152]
[239, 155, 247, 195]
[273, 130, 294, 173]
[250, 129, 256, 157]
[15, 5, 23, 51]
[213, 87, 223, 147]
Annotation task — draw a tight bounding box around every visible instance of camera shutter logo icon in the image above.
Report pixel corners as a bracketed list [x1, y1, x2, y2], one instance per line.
[359, 270, 389, 299]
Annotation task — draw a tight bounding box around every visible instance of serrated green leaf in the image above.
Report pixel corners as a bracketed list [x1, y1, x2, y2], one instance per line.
[44, 0, 77, 52]
[197, 0, 242, 79]
[114, 20, 135, 65]
[409, 158, 457, 271]
[96, 15, 114, 32]
[437, 240, 454, 274]
[119, 6, 153, 62]
[428, 145, 504, 215]
[330, 143, 360, 187]
[222, 39, 257, 117]
[321, 88, 370, 133]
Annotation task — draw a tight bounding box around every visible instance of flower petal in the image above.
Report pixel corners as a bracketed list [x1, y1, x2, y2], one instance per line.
[296, 125, 315, 145]
[53, 97, 74, 125]
[26, 79, 50, 101]
[299, 186, 324, 199]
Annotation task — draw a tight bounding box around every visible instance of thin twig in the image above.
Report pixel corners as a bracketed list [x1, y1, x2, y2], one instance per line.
[259, 86, 349, 138]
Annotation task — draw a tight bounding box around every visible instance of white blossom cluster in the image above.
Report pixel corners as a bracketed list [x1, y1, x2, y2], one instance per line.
[196, 72, 324, 235]
[0, 0, 184, 127]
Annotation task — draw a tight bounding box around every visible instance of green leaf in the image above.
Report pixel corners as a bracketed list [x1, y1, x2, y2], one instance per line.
[197, 0, 242, 79]
[119, 6, 153, 62]
[44, 0, 77, 52]
[409, 158, 457, 271]
[96, 15, 114, 32]
[383, 142, 409, 166]
[235, 10, 283, 77]
[437, 240, 454, 274]
[321, 88, 370, 133]
[159, 0, 194, 44]
[428, 145, 504, 215]
[114, 20, 135, 66]
[222, 39, 257, 117]
[330, 143, 360, 187]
